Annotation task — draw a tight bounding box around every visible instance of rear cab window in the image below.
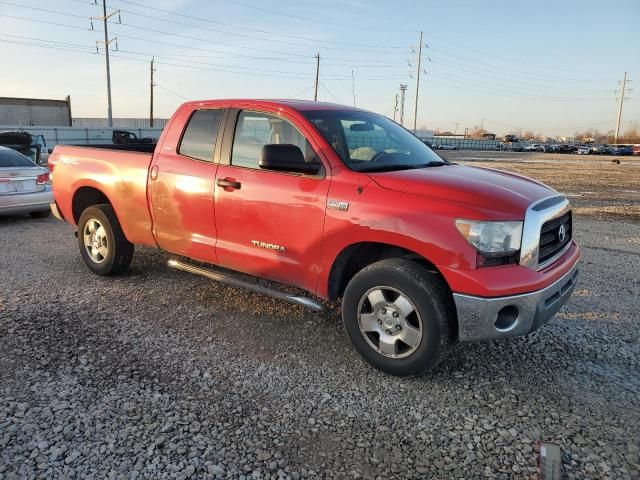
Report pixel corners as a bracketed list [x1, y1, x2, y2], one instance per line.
[178, 109, 224, 162]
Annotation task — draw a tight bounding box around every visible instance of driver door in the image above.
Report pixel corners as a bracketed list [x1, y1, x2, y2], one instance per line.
[214, 109, 331, 291]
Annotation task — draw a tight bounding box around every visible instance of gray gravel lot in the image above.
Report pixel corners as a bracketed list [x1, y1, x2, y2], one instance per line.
[1, 199, 639, 477]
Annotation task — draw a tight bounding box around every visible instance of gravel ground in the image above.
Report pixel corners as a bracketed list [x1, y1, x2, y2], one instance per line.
[441, 151, 640, 218]
[1, 158, 639, 479]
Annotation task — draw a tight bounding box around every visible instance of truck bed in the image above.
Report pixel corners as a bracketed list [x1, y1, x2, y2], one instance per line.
[49, 145, 157, 246]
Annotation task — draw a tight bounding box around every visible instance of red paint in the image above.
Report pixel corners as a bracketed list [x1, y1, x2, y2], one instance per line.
[50, 99, 580, 300]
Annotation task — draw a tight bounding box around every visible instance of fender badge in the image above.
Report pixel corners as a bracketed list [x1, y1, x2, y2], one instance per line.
[327, 199, 349, 211]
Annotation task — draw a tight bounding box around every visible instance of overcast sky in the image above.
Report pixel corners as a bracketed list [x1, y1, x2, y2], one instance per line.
[0, 0, 638, 136]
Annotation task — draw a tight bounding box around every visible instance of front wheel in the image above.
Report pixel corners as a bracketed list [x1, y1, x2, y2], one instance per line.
[342, 259, 456, 376]
[77, 204, 134, 276]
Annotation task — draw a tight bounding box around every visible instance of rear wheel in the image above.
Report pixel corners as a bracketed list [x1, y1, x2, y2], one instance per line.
[77, 204, 133, 276]
[29, 210, 50, 219]
[342, 259, 456, 376]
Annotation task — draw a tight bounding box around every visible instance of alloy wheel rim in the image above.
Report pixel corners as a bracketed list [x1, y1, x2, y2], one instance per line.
[83, 219, 108, 264]
[357, 286, 423, 359]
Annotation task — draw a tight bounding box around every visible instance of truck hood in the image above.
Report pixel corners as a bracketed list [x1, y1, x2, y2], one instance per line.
[368, 164, 555, 218]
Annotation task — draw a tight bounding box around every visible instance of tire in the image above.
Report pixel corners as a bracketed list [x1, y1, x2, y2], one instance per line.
[29, 210, 51, 219]
[342, 259, 456, 376]
[77, 204, 134, 276]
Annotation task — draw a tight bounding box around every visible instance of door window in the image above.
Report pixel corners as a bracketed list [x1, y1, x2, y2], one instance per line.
[178, 109, 224, 162]
[231, 111, 317, 169]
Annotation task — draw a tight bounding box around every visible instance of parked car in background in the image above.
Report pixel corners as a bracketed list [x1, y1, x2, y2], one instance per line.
[609, 145, 633, 156]
[577, 146, 591, 155]
[524, 144, 543, 152]
[32, 134, 49, 165]
[0, 130, 44, 165]
[543, 144, 560, 153]
[0, 146, 52, 217]
[48, 99, 579, 376]
[438, 144, 458, 150]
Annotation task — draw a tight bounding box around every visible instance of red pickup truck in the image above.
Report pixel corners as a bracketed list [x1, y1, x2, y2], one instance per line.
[49, 99, 579, 375]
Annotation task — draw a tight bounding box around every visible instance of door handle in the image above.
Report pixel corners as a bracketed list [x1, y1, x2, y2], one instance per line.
[217, 178, 241, 190]
[150, 165, 159, 181]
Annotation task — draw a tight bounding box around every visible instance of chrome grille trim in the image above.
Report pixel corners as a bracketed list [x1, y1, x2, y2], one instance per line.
[520, 195, 571, 270]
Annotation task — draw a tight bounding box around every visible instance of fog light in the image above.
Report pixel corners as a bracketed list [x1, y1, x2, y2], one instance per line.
[495, 305, 518, 331]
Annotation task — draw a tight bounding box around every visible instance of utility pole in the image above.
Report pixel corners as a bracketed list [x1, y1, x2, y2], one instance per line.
[393, 94, 398, 121]
[399, 84, 407, 126]
[91, 1, 120, 128]
[454, 122, 460, 135]
[313, 53, 320, 101]
[614, 72, 631, 144]
[412, 30, 423, 133]
[150, 56, 155, 128]
[351, 70, 356, 107]
[481, 118, 485, 133]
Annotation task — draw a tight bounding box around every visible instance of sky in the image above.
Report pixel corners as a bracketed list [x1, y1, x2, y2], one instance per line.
[0, 0, 639, 137]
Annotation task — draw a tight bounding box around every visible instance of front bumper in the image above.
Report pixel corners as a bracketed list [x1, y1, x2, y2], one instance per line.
[0, 186, 53, 216]
[453, 258, 579, 342]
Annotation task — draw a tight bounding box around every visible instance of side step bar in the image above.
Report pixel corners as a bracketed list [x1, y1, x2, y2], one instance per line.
[167, 259, 324, 312]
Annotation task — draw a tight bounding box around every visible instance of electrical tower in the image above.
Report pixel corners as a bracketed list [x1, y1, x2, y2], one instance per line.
[614, 72, 632, 144]
[91, 1, 121, 128]
[399, 84, 407, 126]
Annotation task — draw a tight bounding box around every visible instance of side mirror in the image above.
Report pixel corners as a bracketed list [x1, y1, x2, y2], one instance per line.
[259, 144, 321, 175]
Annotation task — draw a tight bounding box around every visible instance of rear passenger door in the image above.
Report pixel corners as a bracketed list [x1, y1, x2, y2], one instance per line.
[149, 107, 226, 263]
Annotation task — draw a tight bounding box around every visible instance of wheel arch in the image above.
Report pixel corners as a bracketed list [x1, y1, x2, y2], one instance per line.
[326, 241, 449, 302]
[71, 186, 113, 224]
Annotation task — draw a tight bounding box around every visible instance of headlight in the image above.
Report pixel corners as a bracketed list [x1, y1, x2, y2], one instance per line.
[455, 220, 523, 255]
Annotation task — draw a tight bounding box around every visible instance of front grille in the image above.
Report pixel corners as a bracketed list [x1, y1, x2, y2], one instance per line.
[538, 211, 572, 266]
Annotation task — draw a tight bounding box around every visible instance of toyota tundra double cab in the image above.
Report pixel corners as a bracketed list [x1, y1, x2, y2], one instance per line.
[48, 99, 579, 375]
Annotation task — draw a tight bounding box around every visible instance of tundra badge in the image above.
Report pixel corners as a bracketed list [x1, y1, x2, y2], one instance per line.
[251, 240, 286, 253]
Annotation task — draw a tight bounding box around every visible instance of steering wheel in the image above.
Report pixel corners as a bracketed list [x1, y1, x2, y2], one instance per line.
[369, 151, 392, 163]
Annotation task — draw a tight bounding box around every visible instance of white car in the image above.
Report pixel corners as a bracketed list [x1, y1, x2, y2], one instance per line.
[577, 146, 591, 155]
[0, 146, 52, 217]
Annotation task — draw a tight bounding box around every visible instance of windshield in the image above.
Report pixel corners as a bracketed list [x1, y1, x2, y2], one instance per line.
[0, 148, 36, 168]
[302, 110, 445, 172]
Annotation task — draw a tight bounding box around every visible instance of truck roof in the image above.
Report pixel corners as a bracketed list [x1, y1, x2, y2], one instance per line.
[181, 99, 361, 112]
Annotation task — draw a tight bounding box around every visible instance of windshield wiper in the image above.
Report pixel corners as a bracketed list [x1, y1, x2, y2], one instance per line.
[360, 161, 445, 172]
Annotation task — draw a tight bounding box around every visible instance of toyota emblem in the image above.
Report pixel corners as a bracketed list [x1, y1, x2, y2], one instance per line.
[558, 224, 567, 243]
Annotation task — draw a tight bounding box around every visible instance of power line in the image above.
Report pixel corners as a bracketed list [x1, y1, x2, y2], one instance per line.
[101, 0, 412, 52]
[285, 85, 314, 100]
[427, 46, 615, 84]
[155, 84, 190, 101]
[320, 81, 342, 104]
[482, 117, 618, 133]
[424, 78, 613, 102]
[219, 0, 414, 32]
[425, 71, 613, 100]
